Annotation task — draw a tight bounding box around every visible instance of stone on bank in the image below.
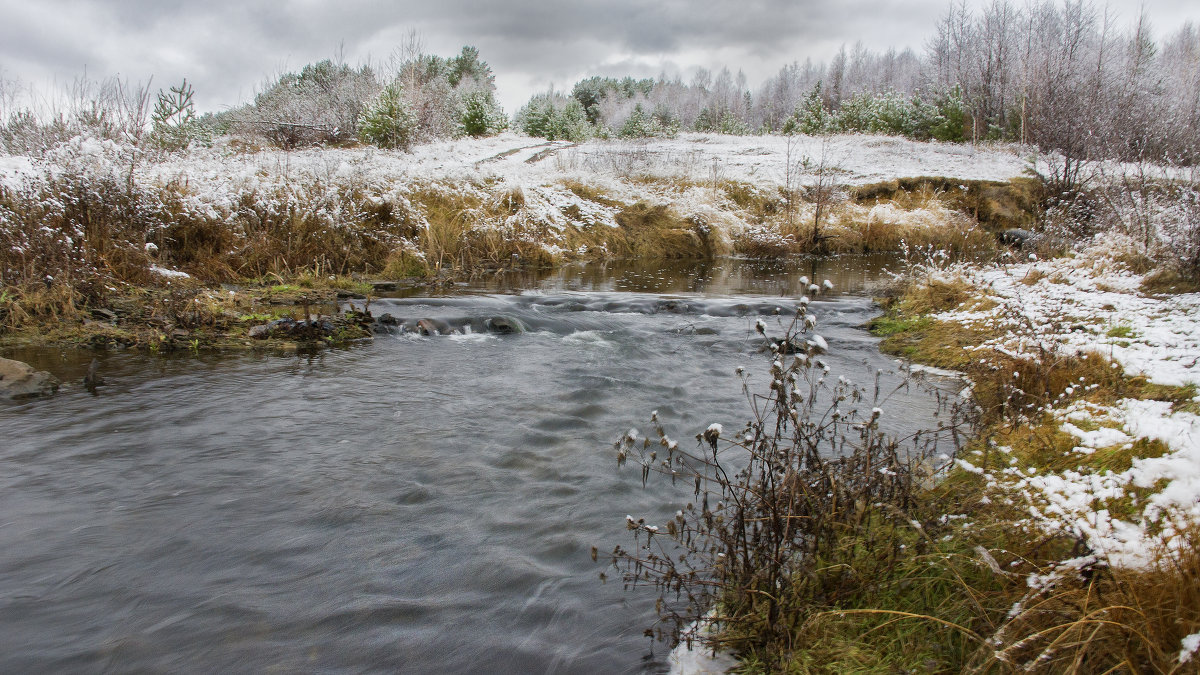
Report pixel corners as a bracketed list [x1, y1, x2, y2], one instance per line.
[0, 357, 60, 400]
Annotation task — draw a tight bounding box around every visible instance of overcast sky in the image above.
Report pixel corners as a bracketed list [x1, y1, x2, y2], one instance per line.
[2, 0, 1198, 117]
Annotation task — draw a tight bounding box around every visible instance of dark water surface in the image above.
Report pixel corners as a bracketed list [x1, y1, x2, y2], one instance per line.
[1, 257, 946, 674]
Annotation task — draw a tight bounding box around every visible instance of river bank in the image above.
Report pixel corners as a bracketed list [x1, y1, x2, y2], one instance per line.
[658, 231, 1199, 674]
[5, 130, 1199, 669]
[2, 132, 1039, 359]
[698, 232, 1200, 672]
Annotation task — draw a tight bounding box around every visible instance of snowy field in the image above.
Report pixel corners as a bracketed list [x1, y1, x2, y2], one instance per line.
[934, 237, 1200, 571]
[0, 131, 1033, 196]
[938, 241, 1200, 389]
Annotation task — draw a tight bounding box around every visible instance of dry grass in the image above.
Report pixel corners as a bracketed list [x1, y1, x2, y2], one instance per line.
[725, 183, 1000, 257]
[608, 201, 712, 258]
[820, 270, 1200, 673]
[1141, 267, 1200, 295]
[982, 533, 1200, 673]
[829, 199, 997, 255]
[853, 176, 1045, 232]
[0, 283, 83, 331]
[721, 180, 782, 219]
[561, 179, 624, 208]
[940, 414, 1200, 674]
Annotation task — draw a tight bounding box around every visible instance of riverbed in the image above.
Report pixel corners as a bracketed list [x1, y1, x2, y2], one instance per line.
[0, 256, 952, 673]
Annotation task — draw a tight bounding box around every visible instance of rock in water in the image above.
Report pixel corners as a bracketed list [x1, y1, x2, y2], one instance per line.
[485, 316, 525, 334]
[83, 358, 105, 392]
[416, 319, 451, 336]
[0, 357, 60, 400]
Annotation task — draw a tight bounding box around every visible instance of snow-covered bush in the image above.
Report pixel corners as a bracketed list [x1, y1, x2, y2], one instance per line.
[834, 92, 886, 134]
[357, 82, 418, 151]
[400, 62, 460, 141]
[0, 137, 161, 299]
[392, 45, 501, 142]
[515, 93, 593, 142]
[1098, 169, 1200, 279]
[230, 60, 379, 149]
[782, 84, 834, 135]
[457, 90, 506, 137]
[1, 111, 75, 156]
[1169, 185, 1200, 278]
[922, 88, 967, 142]
[0, 75, 153, 155]
[616, 103, 676, 139]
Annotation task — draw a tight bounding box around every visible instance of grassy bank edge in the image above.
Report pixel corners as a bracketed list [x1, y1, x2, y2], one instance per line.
[719, 267, 1200, 672]
[2, 169, 1035, 352]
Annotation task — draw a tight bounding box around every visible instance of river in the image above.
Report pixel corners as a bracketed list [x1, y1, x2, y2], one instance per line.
[0, 256, 953, 673]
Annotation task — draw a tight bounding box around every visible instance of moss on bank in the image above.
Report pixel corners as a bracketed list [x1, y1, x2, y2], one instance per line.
[0, 280, 373, 353]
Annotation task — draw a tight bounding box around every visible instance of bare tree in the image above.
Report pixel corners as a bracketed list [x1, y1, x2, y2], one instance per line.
[805, 138, 839, 251]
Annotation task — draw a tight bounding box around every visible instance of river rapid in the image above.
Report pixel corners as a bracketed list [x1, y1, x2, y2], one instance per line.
[0, 256, 954, 673]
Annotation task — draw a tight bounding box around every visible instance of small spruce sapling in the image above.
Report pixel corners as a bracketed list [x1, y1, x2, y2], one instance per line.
[151, 79, 198, 151]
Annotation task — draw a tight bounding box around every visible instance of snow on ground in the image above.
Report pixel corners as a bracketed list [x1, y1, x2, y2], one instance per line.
[148, 265, 191, 279]
[669, 643, 739, 675]
[934, 239, 1200, 388]
[0, 131, 1031, 199]
[929, 236, 1200, 571]
[563, 132, 1030, 187]
[147, 131, 1030, 188]
[1016, 397, 1200, 568]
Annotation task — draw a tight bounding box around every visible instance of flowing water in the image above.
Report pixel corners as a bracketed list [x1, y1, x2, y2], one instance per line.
[0, 256, 958, 673]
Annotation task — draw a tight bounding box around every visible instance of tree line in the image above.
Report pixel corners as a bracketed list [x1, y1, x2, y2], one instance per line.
[516, 1, 1200, 165]
[2, 1, 1197, 166]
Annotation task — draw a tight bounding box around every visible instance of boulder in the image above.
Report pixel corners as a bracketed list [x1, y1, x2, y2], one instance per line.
[416, 318, 452, 336]
[485, 316, 525, 334]
[654, 299, 691, 314]
[90, 308, 118, 323]
[0, 357, 60, 400]
[83, 358, 104, 391]
[998, 228, 1041, 249]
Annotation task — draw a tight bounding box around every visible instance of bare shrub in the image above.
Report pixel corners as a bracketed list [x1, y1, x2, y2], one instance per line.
[230, 59, 379, 149]
[607, 310, 968, 666]
[1, 74, 152, 156]
[1097, 162, 1200, 281]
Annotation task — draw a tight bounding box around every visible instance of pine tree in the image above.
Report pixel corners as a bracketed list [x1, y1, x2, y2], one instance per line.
[358, 82, 418, 150]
